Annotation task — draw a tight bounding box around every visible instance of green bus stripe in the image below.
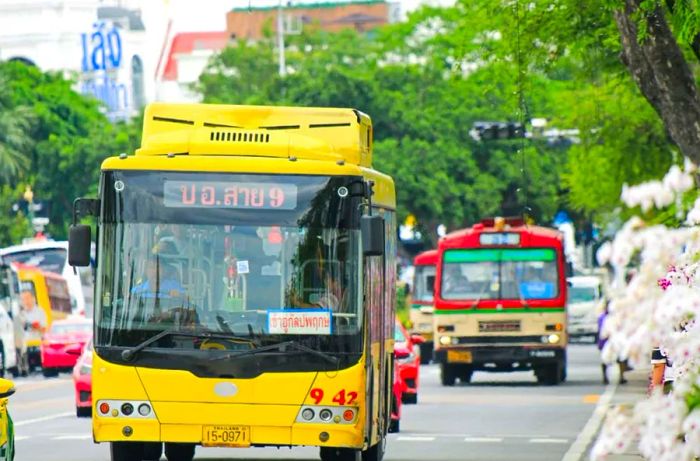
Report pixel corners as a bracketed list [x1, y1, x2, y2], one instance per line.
[434, 308, 565, 315]
[444, 248, 556, 263]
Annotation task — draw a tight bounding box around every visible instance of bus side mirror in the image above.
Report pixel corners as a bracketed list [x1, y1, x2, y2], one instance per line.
[69, 225, 92, 267]
[565, 261, 573, 278]
[361, 215, 385, 256]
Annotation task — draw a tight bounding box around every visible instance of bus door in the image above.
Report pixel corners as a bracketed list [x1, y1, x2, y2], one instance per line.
[363, 209, 396, 445]
[364, 251, 385, 445]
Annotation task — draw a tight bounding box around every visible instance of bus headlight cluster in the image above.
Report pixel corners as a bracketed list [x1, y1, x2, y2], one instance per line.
[440, 336, 459, 346]
[96, 400, 156, 419]
[296, 405, 357, 424]
[540, 334, 560, 344]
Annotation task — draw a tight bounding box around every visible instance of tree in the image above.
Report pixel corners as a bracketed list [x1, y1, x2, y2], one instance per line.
[197, 24, 574, 242]
[0, 77, 32, 183]
[0, 60, 141, 242]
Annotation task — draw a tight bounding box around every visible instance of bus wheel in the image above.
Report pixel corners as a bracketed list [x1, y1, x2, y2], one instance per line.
[419, 343, 432, 364]
[143, 442, 163, 461]
[459, 367, 473, 384]
[164, 442, 195, 461]
[110, 442, 144, 461]
[319, 447, 360, 461]
[440, 364, 457, 386]
[535, 363, 561, 386]
[362, 436, 386, 461]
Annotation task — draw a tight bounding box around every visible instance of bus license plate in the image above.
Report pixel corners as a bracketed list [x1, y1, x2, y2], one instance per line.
[202, 425, 250, 447]
[447, 350, 472, 363]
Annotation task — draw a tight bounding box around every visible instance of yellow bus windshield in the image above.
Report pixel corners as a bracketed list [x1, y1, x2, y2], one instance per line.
[96, 171, 365, 376]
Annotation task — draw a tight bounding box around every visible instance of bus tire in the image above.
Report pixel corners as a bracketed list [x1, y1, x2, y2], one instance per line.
[319, 447, 360, 461]
[362, 435, 386, 461]
[459, 367, 473, 384]
[164, 442, 195, 461]
[535, 363, 561, 386]
[419, 343, 432, 364]
[110, 442, 143, 461]
[440, 364, 457, 386]
[143, 442, 163, 461]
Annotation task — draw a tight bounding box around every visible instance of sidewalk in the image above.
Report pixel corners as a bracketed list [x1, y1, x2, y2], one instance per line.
[582, 367, 649, 461]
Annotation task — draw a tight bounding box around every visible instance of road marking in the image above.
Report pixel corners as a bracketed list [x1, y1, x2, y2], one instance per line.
[396, 436, 436, 442]
[10, 397, 69, 410]
[530, 438, 568, 444]
[583, 394, 601, 404]
[464, 437, 503, 443]
[14, 379, 70, 392]
[14, 411, 73, 427]
[14, 436, 30, 442]
[561, 382, 618, 461]
[51, 435, 92, 441]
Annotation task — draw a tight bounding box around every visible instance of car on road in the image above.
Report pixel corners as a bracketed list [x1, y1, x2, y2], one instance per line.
[40, 317, 91, 377]
[0, 378, 16, 461]
[390, 357, 403, 433]
[394, 319, 423, 404]
[567, 275, 606, 340]
[72, 339, 92, 417]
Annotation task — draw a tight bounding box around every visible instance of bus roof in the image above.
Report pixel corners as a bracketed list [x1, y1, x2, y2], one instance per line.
[413, 249, 437, 266]
[129, 103, 373, 167]
[439, 219, 563, 250]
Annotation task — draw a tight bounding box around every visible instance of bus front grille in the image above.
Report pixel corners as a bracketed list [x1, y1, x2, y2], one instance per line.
[456, 335, 544, 345]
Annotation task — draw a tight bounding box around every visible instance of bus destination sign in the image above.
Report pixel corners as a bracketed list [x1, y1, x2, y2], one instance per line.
[479, 232, 520, 246]
[163, 181, 298, 210]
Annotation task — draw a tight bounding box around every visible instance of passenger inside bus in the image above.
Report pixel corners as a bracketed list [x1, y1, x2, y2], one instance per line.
[20, 289, 47, 339]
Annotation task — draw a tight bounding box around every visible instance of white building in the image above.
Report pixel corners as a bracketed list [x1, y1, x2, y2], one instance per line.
[0, 0, 159, 119]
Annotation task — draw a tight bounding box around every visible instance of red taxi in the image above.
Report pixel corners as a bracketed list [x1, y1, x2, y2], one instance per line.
[395, 319, 423, 404]
[72, 340, 92, 417]
[40, 317, 91, 377]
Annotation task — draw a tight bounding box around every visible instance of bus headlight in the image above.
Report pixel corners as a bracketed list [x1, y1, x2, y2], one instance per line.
[547, 334, 560, 344]
[301, 408, 315, 421]
[439, 336, 452, 346]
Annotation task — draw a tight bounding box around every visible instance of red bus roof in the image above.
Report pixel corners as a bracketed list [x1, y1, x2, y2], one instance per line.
[439, 221, 563, 251]
[413, 249, 437, 266]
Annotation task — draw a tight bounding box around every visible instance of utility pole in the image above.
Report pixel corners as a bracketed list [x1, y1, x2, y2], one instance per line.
[277, 0, 286, 77]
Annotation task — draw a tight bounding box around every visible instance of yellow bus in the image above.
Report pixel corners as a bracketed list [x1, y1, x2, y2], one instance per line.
[15, 266, 72, 371]
[69, 103, 397, 461]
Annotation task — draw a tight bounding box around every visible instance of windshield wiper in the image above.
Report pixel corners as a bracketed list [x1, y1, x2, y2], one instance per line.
[120, 329, 256, 362]
[209, 340, 339, 365]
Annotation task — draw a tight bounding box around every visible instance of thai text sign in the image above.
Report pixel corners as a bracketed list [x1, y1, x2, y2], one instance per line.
[267, 310, 332, 335]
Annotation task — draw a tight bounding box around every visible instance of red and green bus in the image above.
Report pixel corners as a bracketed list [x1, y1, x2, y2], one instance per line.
[433, 217, 568, 386]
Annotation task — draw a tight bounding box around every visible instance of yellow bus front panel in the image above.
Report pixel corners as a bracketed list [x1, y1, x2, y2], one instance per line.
[92, 355, 367, 449]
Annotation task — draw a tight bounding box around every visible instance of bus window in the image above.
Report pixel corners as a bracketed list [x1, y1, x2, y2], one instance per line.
[46, 276, 72, 314]
[413, 266, 436, 303]
[2, 249, 67, 275]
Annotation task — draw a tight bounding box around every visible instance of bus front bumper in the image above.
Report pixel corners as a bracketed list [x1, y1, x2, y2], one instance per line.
[434, 346, 565, 370]
[93, 403, 365, 449]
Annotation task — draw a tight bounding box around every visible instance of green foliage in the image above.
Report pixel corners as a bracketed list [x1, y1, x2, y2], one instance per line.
[0, 60, 142, 243]
[0, 184, 30, 247]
